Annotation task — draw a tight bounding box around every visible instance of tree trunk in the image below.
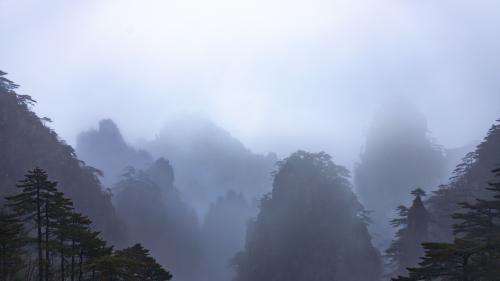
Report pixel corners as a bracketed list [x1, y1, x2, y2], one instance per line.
[36, 181, 43, 281]
[1, 245, 5, 281]
[60, 236, 64, 281]
[463, 255, 470, 281]
[71, 239, 75, 281]
[45, 204, 50, 281]
[78, 249, 83, 281]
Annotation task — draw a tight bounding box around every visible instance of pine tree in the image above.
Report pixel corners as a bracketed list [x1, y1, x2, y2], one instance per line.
[80, 232, 114, 281]
[77, 230, 106, 281]
[5, 167, 58, 281]
[428, 119, 500, 242]
[386, 188, 430, 278]
[1, 70, 126, 246]
[2, 168, 172, 281]
[42, 190, 70, 281]
[393, 168, 500, 280]
[88, 243, 172, 281]
[67, 212, 92, 281]
[0, 208, 26, 280]
[51, 192, 74, 281]
[88, 254, 132, 281]
[115, 243, 173, 281]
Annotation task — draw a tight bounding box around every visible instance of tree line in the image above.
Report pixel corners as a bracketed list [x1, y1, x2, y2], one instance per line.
[0, 167, 172, 281]
[388, 167, 500, 280]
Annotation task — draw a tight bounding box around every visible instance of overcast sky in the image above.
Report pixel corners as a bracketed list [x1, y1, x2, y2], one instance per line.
[1, 0, 499, 167]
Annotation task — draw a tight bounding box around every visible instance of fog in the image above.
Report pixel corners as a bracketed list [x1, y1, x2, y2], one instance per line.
[1, 0, 500, 167]
[2, 1, 500, 280]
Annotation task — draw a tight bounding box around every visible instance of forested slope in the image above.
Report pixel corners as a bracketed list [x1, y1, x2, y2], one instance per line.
[0, 71, 126, 244]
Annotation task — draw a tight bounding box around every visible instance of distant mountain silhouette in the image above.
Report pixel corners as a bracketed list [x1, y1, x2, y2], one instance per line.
[76, 119, 153, 187]
[146, 115, 277, 214]
[355, 101, 446, 249]
[113, 159, 202, 281]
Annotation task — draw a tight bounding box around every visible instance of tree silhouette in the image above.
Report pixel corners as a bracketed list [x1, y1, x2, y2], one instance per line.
[393, 168, 500, 280]
[2, 167, 172, 281]
[116, 243, 173, 281]
[5, 168, 58, 281]
[386, 188, 430, 278]
[0, 208, 26, 280]
[0, 70, 126, 245]
[428, 119, 500, 242]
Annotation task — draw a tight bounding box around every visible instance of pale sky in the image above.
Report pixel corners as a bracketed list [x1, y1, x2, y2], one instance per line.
[1, 0, 499, 167]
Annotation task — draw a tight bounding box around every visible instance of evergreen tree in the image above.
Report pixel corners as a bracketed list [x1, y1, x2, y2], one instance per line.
[0, 70, 126, 245]
[43, 190, 72, 281]
[50, 192, 74, 281]
[1, 168, 172, 281]
[428, 119, 500, 242]
[386, 188, 430, 278]
[88, 244, 172, 281]
[67, 212, 92, 281]
[0, 208, 26, 280]
[89, 254, 133, 281]
[393, 168, 500, 280]
[116, 244, 173, 281]
[83, 234, 114, 281]
[5, 167, 58, 281]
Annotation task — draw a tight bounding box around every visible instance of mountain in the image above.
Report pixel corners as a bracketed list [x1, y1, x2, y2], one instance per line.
[147, 115, 277, 214]
[427, 118, 500, 241]
[76, 119, 153, 187]
[113, 158, 201, 281]
[354, 101, 446, 248]
[0, 71, 126, 244]
[443, 142, 479, 178]
[233, 151, 382, 281]
[200, 190, 256, 281]
[76, 118, 269, 281]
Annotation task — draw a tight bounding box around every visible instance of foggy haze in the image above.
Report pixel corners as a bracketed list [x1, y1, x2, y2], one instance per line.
[1, 0, 500, 168]
[3, 1, 500, 281]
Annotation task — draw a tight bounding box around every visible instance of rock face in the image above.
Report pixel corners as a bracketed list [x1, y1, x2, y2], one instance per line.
[0, 71, 126, 245]
[355, 101, 446, 248]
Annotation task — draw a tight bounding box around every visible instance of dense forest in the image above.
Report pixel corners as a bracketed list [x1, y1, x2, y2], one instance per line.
[2, 67, 500, 281]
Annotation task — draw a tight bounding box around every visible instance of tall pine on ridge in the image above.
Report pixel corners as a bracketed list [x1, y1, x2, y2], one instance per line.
[386, 188, 430, 278]
[394, 168, 500, 280]
[5, 168, 57, 281]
